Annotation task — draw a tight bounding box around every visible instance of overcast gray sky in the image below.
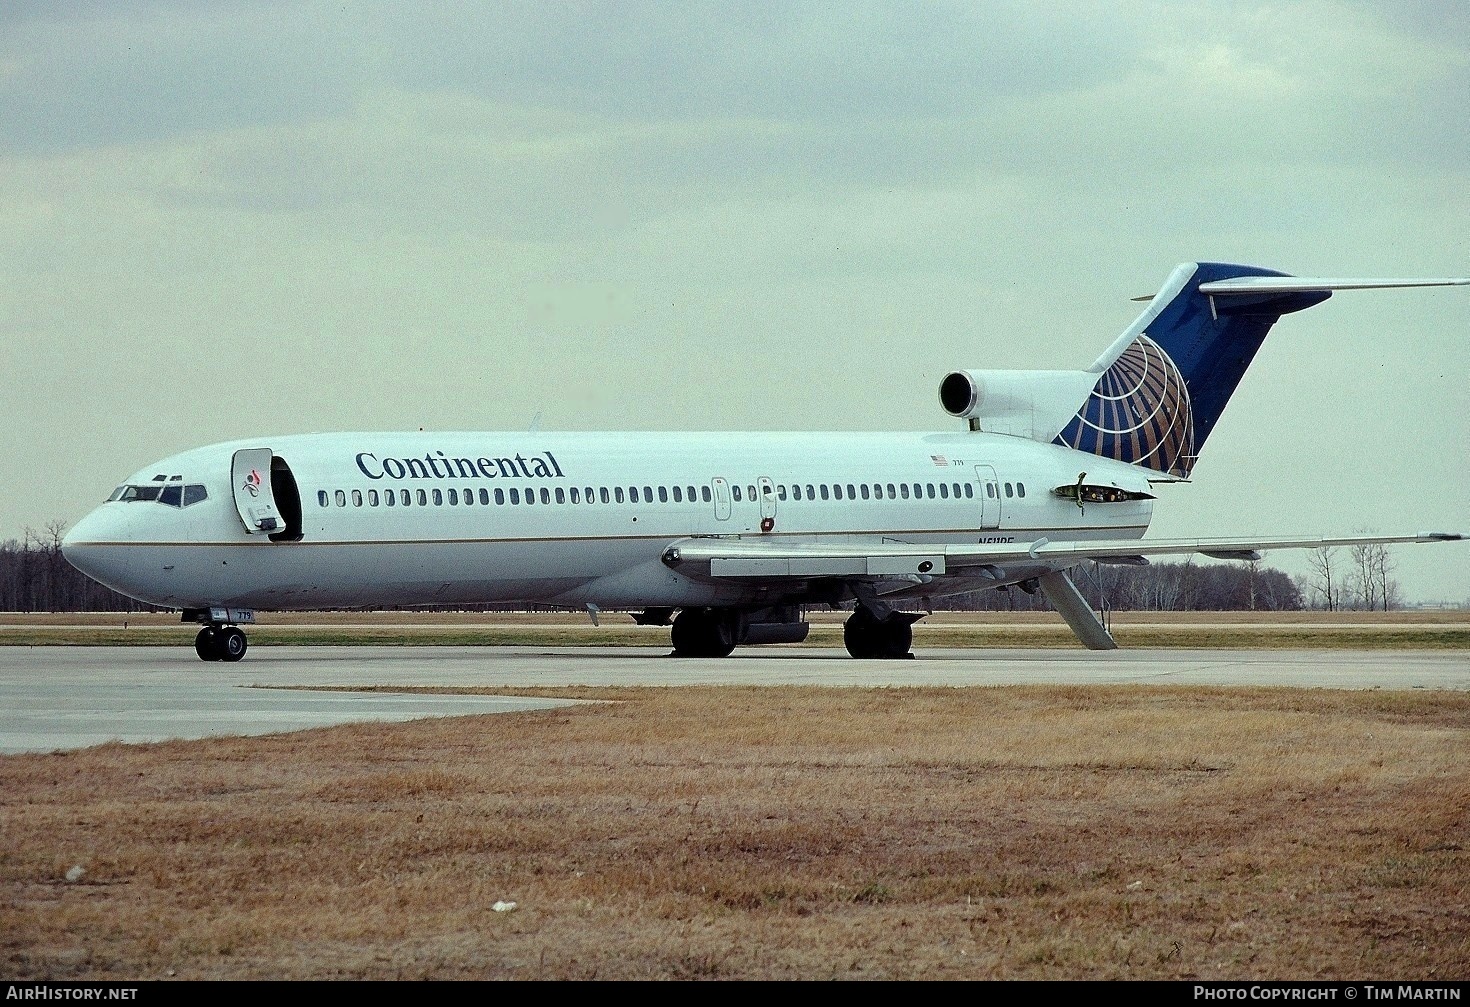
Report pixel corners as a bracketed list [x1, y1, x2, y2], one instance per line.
[1, 0, 1466, 602]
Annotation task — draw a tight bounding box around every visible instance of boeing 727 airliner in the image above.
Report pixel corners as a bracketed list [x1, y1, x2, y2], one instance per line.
[62, 262, 1467, 661]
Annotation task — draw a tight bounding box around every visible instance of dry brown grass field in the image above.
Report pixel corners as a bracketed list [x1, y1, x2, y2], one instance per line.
[3, 684, 1467, 980]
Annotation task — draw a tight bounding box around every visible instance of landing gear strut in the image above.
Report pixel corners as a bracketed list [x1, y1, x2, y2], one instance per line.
[842, 607, 919, 659]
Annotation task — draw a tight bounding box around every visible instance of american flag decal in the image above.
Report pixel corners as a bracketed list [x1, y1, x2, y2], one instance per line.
[930, 454, 948, 466]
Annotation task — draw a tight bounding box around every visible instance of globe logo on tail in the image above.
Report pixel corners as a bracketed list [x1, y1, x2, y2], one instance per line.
[1052, 334, 1196, 478]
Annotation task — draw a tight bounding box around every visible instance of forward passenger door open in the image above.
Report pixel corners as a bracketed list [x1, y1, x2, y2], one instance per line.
[230, 448, 303, 540]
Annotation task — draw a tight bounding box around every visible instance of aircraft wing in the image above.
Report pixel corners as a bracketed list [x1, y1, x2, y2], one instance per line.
[661, 531, 1464, 581]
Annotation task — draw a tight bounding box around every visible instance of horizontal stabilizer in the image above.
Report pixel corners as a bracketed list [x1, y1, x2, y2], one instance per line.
[1199, 276, 1469, 295]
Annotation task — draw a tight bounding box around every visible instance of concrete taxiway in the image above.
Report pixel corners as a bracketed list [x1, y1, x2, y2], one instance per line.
[1, 645, 1466, 754]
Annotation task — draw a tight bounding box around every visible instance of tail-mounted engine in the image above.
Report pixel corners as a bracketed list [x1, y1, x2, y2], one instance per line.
[938, 368, 1097, 440]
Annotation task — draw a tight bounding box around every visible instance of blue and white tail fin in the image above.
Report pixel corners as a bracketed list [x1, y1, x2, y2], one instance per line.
[1049, 263, 1468, 478]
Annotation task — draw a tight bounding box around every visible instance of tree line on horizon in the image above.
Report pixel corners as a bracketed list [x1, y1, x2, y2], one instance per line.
[0, 524, 1409, 614]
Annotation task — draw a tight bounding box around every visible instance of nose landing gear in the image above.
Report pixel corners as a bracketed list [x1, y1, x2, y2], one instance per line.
[194, 625, 248, 662]
[184, 607, 256, 662]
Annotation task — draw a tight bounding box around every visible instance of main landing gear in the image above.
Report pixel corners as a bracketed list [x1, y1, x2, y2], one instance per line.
[195, 625, 248, 662]
[842, 606, 920, 660]
[668, 606, 811, 658]
[667, 604, 917, 659]
[670, 607, 740, 658]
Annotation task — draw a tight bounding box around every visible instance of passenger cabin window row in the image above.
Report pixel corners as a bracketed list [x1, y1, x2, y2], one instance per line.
[315, 479, 1026, 509]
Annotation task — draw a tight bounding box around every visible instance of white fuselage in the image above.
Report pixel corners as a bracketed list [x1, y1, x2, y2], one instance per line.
[62, 429, 1156, 612]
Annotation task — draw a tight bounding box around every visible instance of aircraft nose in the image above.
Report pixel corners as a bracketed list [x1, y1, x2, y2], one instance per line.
[60, 506, 126, 584]
[61, 509, 97, 560]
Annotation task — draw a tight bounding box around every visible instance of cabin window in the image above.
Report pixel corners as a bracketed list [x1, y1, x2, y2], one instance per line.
[598, 487, 608, 503]
[860, 484, 870, 500]
[687, 485, 697, 502]
[673, 485, 683, 503]
[1017, 483, 1026, 498]
[777, 484, 787, 501]
[925, 484, 935, 499]
[447, 489, 458, 505]
[886, 483, 896, 499]
[963, 484, 973, 499]
[832, 484, 843, 500]
[555, 487, 565, 504]
[791, 485, 802, 501]
[629, 486, 640, 503]
[510, 488, 520, 505]
[645, 485, 655, 502]
[656, 486, 666, 503]
[615, 487, 625, 503]
[318, 490, 329, 508]
[819, 485, 829, 500]
[494, 489, 505, 505]
[900, 484, 909, 499]
[1004, 483, 1013, 498]
[352, 489, 363, 507]
[985, 483, 995, 498]
[939, 483, 949, 499]
[570, 487, 580, 504]
[731, 485, 742, 502]
[431, 489, 442, 506]
[701, 486, 711, 503]
[368, 490, 379, 506]
[335, 490, 347, 507]
[385, 490, 396, 507]
[480, 489, 491, 505]
[417, 489, 428, 506]
[583, 486, 593, 502]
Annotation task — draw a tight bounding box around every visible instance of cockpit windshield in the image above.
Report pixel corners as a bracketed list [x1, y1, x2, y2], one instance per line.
[109, 481, 208, 507]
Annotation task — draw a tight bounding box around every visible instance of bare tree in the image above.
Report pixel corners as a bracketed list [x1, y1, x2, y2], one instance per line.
[1350, 542, 1380, 612]
[1369, 543, 1397, 612]
[1305, 546, 1340, 612]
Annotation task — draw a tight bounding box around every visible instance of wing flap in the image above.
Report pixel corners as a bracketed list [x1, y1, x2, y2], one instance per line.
[707, 552, 946, 579]
[664, 532, 1463, 582]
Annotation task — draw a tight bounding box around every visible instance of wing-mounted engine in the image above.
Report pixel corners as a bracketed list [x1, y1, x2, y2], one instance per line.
[938, 368, 1097, 441]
